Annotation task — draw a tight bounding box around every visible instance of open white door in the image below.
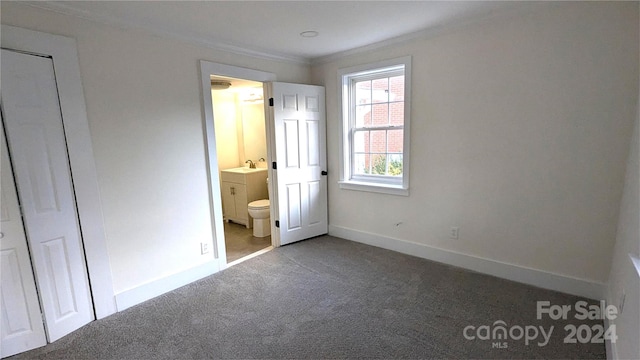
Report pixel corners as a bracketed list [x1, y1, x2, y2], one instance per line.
[0, 122, 47, 358]
[1, 49, 94, 342]
[266, 82, 328, 246]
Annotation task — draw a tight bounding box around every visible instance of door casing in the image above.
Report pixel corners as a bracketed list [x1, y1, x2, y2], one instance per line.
[199, 61, 278, 269]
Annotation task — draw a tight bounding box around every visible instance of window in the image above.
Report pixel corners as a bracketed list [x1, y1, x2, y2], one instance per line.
[338, 57, 411, 196]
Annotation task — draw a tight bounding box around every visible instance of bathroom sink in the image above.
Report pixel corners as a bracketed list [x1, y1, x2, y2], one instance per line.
[223, 167, 267, 173]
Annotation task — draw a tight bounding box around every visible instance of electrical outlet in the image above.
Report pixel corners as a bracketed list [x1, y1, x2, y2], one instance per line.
[200, 242, 210, 255]
[449, 226, 459, 240]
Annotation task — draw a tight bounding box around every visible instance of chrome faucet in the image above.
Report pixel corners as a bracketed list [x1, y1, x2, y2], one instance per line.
[245, 159, 255, 169]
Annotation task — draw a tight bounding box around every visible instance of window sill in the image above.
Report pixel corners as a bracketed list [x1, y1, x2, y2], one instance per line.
[338, 180, 409, 196]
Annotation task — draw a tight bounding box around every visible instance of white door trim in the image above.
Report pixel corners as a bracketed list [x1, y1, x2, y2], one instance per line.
[198, 60, 277, 269]
[1, 25, 117, 318]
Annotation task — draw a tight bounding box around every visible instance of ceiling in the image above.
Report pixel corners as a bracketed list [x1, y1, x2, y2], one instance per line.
[27, 1, 540, 64]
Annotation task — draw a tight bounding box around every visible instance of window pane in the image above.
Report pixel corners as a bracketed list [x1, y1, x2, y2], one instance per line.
[354, 153, 369, 175]
[355, 80, 371, 105]
[355, 104, 371, 127]
[370, 130, 386, 153]
[371, 78, 389, 104]
[371, 103, 388, 127]
[388, 129, 403, 153]
[388, 154, 403, 176]
[370, 154, 387, 175]
[353, 130, 368, 153]
[390, 102, 404, 126]
[389, 75, 404, 101]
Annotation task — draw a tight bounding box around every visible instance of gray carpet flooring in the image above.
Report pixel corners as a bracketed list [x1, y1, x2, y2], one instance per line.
[11, 236, 605, 359]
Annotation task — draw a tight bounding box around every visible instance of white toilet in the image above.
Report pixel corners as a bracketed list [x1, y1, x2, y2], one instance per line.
[247, 199, 270, 238]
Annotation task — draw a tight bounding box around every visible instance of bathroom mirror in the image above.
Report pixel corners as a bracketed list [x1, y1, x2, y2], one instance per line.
[240, 99, 267, 164]
[212, 87, 267, 170]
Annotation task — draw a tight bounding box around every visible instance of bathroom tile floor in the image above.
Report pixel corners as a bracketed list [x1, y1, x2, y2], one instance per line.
[224, 221, 271, 263]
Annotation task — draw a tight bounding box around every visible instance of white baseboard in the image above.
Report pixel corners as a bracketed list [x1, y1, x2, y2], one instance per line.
[115, 260, 219, 312]
[329, 225, 604, 300]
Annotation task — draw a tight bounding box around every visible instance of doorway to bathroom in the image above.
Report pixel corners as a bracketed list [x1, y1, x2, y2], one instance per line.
[210, 75, 273, 264]
[199, 60, 329, 272]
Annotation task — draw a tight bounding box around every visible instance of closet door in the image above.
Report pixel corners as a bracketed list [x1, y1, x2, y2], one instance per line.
[0, 120, 47, 358]
[1, 48, 94, 342]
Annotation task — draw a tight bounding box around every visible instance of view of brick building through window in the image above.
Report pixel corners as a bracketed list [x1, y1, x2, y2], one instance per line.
[353, 75, 404, 176]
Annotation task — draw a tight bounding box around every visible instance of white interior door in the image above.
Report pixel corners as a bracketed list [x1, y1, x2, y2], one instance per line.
[0, 121, 47, 357]
[1, 48, 94, 342]
[266, 82, 328, 245]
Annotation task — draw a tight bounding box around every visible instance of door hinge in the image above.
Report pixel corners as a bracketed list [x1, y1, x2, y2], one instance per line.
[272, 161, 277, 170]
[275, 220, 280, 228]
[269, 98, 274, 107]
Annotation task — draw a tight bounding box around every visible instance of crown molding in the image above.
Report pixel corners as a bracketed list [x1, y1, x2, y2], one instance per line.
[310, 25, 447, 66]
[23, 1, 311, 65]
[310, 2, 547, 66]
[22, 1, 548, 68]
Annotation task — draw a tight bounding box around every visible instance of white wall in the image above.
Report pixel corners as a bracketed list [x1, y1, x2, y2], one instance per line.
[605, 12, 640, 356]
[312, 2, 638, 286]
[1, 2, 310, 296]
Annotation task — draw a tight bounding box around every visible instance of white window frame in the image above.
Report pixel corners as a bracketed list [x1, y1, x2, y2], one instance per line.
[338, 56, 411, 196]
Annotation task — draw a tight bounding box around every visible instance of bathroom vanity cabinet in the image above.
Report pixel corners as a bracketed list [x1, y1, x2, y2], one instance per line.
[220, 168, 268, 228]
